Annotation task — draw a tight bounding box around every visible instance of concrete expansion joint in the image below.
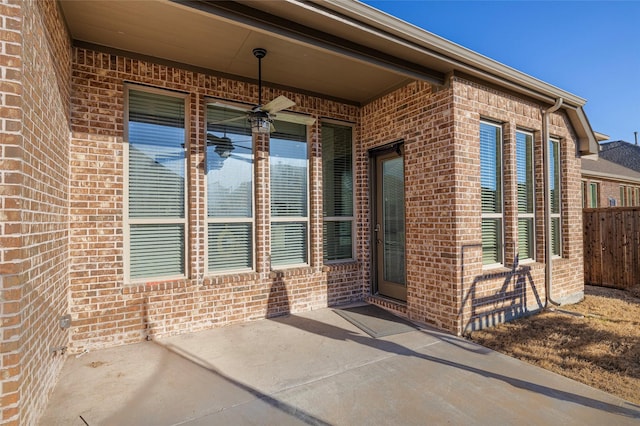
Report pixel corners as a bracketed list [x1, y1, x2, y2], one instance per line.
[232, 338, 445, 407]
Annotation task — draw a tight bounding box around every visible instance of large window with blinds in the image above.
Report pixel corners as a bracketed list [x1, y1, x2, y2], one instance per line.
[549, 138, 562, 257]
[125, 87, 187, 280]
[270, 120, 308, 267]
[480, 121, 504, 266]
[322, 122, 354, 262]
[516, 130, 535, 261]
[206, 104, 254, 273]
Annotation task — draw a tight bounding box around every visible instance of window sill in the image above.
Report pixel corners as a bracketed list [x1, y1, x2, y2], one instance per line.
[269, 266, 316, 278]
[204, 271, 260, 285]
[122, 277, 191, 294]
[322, 260, 359, 272]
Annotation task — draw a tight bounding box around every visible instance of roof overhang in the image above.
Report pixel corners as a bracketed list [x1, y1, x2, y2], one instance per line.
[582, 169, 640, 185]
[59, 0, 599, 154]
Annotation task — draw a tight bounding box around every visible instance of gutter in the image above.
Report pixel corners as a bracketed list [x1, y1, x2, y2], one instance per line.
[542, 98, 563, 307]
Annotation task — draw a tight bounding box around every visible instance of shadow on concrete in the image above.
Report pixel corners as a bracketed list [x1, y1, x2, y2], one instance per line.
[160, 341, 331, 426]
[100, 339, 331, 426]
[272, 313, 640, 419]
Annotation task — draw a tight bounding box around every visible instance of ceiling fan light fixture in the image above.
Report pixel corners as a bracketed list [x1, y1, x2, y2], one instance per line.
[249, 109, 272, 134]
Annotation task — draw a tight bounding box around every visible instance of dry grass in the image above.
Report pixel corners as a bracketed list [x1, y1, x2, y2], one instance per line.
[468, 285, 640, 405]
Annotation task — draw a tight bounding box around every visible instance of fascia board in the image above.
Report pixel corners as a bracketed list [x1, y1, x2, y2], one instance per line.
[565, 106, 599, 155]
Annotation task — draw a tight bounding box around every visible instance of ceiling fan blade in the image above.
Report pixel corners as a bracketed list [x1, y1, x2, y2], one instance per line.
[262, 95, 295, 114]
[206, 101, 247, 112]
[209, 115, 246, 126]
[274, 112, 316, 126]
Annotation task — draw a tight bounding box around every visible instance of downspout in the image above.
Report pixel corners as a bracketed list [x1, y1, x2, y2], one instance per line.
[542, 98, 563, 307]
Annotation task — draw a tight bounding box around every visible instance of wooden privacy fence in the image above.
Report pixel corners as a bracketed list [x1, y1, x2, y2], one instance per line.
[583, 207, 640, 289]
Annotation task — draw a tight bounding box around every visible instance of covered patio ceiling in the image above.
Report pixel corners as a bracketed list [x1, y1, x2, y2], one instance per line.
[60, 0, 448, 105]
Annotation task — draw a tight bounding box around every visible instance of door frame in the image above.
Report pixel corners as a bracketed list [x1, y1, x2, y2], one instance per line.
[369, 141, 407, 301]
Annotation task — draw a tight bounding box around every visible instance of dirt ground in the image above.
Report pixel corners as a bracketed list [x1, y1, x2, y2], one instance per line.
[468, 284, 640, 405]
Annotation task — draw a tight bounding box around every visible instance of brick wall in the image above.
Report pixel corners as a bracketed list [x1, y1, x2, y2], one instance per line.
[0, 0, 71, 424]
[453, 76, 584, 332]
[584, 177, 640, 208]
[68, 47, 363, 352]
[360, 80, 460, 331]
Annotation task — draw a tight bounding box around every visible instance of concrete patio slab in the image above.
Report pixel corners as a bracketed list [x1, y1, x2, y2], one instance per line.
[39, 305, 640, 425]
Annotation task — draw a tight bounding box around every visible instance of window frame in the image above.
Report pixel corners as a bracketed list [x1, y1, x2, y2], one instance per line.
[515, 129, 536, 262]
[480, 120, 505, 267]
[321, 119, 356, 263]
[123, 84, 189, 283]
[549, 137, 562, 258]
[204, 100, 256, 275]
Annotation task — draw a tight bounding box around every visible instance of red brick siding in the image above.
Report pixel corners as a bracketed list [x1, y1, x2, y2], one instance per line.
[453, 76, 584, 332]
[0, 0, 71, 424]
[68, 48, 584, 352]
[68, 48, 363, 352]
[583, 177, 640, 208]
[361, 81, 458, 331]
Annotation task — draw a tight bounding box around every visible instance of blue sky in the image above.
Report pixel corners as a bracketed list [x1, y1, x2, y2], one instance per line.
[364, 1, 640, 142]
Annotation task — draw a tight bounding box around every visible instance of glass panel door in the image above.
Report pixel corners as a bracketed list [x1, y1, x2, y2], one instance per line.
[375, 151, 406, 301]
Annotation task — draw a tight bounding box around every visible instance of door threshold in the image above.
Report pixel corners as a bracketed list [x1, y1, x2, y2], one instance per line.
[366, 295, 407, 317]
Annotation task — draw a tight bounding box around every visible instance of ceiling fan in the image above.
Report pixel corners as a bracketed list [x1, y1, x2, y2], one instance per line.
[247, 48, 293, 134]
[208, 48, 315, 135]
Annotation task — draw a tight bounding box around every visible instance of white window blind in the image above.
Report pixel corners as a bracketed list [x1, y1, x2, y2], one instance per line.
[516, 131, 535, 261]
[270, 120, 308, 267]
[322, 122, 354, 262]
[127, 88, 186, 280]
[480, 121, 503, 265]
[206, 104, 254, 272]
[549, 138, 562, 257]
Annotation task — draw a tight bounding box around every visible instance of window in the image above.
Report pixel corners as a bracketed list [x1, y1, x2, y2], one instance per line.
[206, 104, 254, 273]
[322, 122, 354, 262]
[589, 182, 598, 208]
[125, 87, 187, 280]
[516, 130, 535, 261]
[620, 185, 626, 206]
[549, 138, 562, 257]
[270, 120, 308, 267]
[480, 121, 503, 265]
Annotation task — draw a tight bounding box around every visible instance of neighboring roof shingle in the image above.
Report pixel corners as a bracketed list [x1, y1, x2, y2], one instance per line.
[599, 141, 640, 173]
[582, 156, 640, 183]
